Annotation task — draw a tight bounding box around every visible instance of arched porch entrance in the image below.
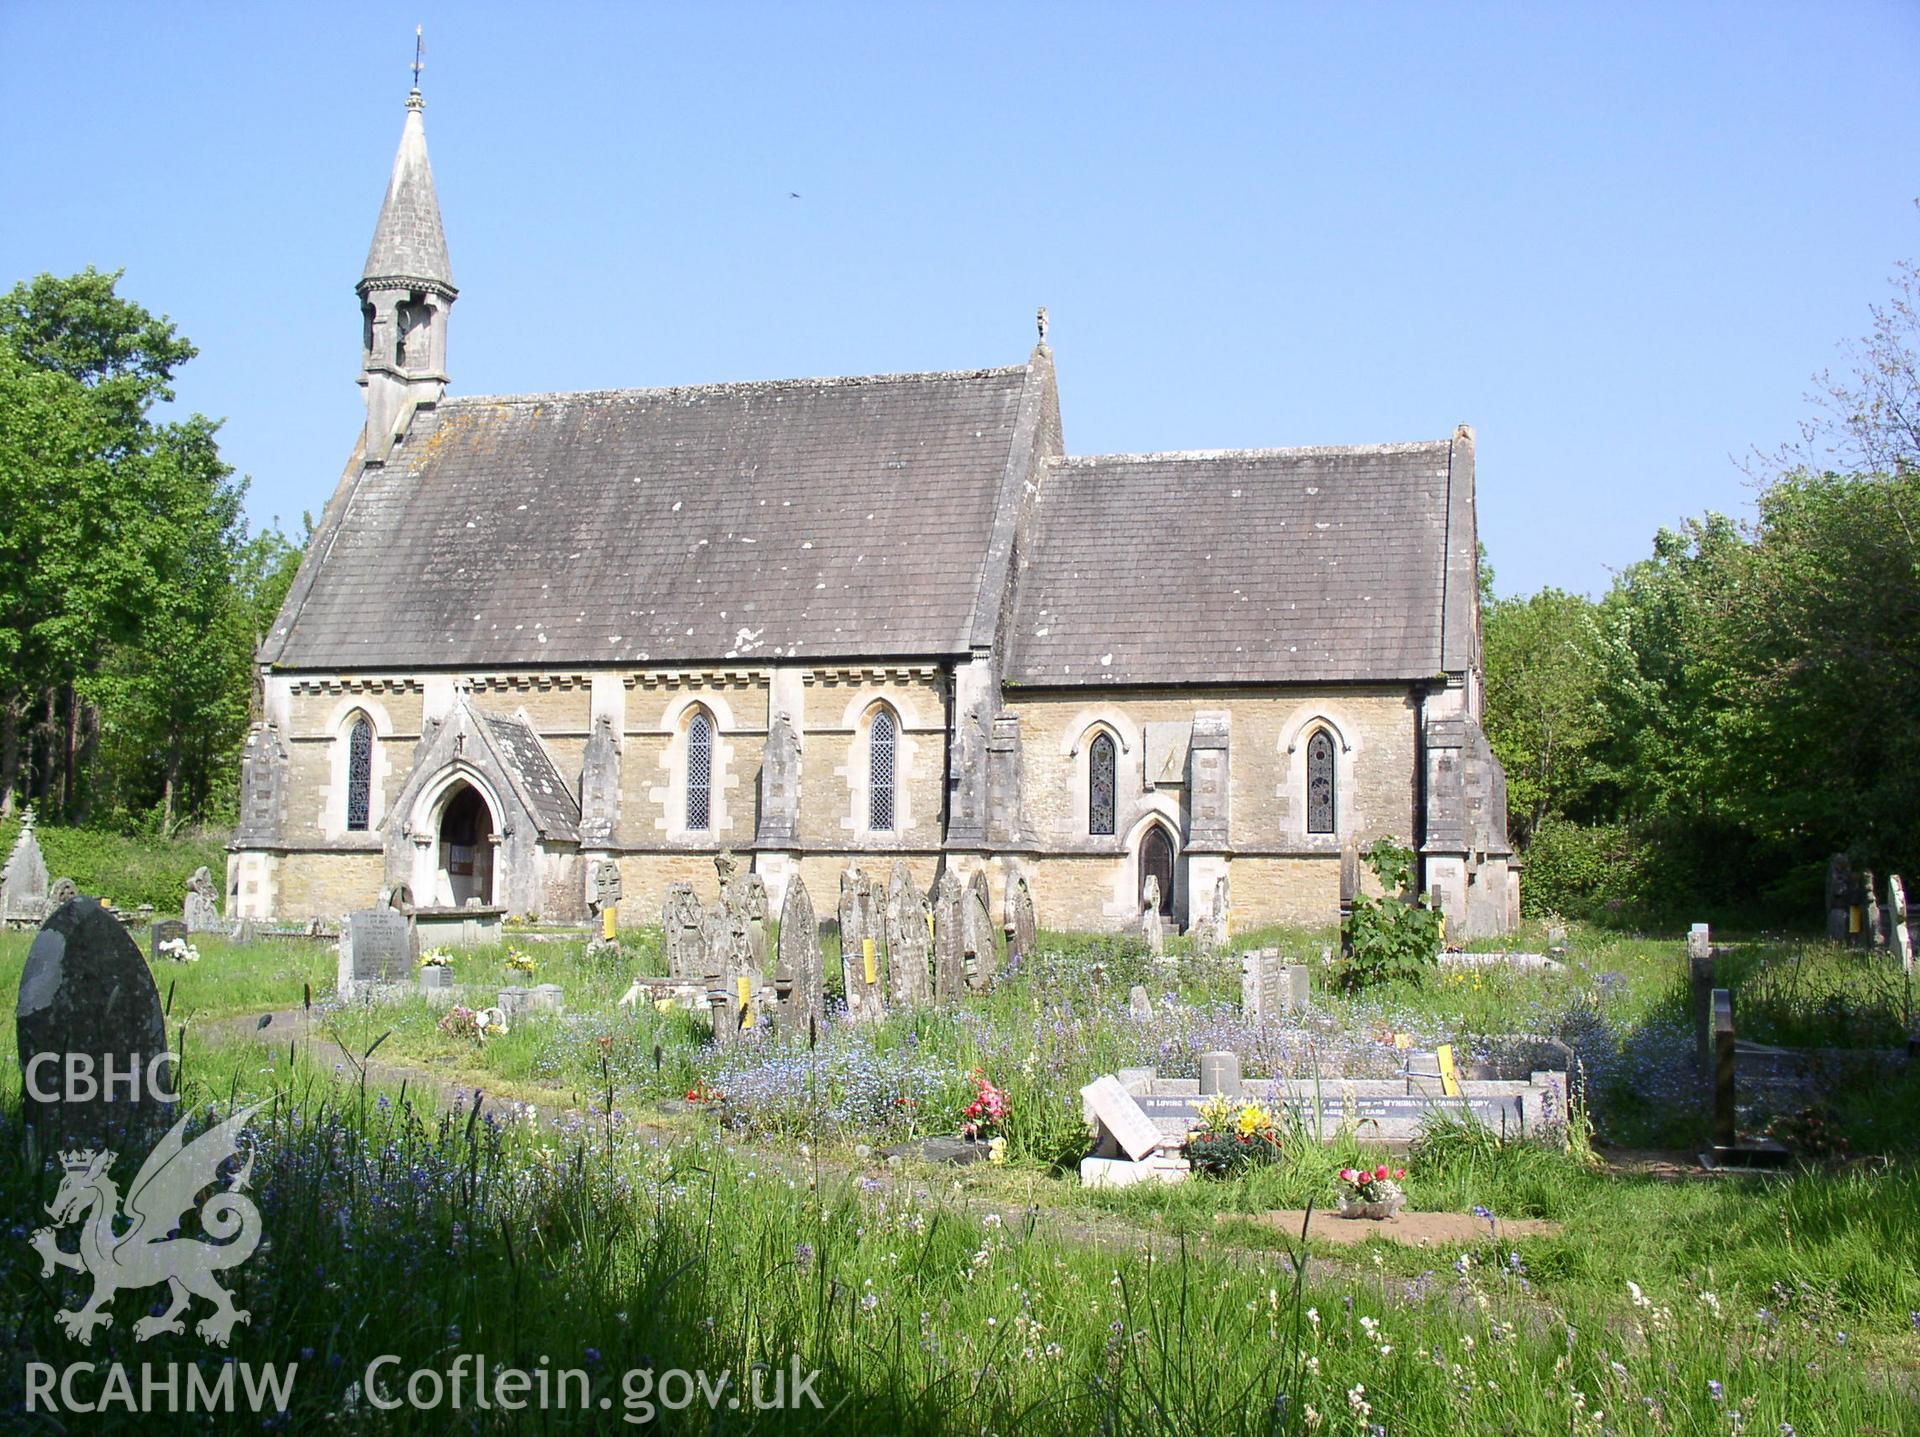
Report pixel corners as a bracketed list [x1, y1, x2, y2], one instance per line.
[438, 782, 495, 907]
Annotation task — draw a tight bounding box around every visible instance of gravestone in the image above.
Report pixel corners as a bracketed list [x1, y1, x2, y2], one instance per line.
[886, 861, 932, 1006]
[1826, 854, 1854, 943]
[1005, 871, 1038, 963]
[962, 882, 998, 992]
[337, 907, 415, 996]
[839, 865, 885, 1023]
[1080, 1075, 1168, 1161]
[1198, 1050, 1242, 1097]
[1862, 869, 1885, 948]
[150, 918, 189, 963]
[776, 872, 825, 1033]
[1239, 948, 1309, 1021]
[183, 865, 222, 933]
[48, 876, 78, 908]
[17, 898, 174, 1150]
[419, 964, 455, 1002]
[383, 881, 416, 914]
[1888, 875, 1912, 973]
[930, 870, 967, 1003]
[1199, 873, 1229, 954]
[1127, 984, 1153, 1021]
[662, 884, 705, 981]
[739, 871, 770, 970]
[587, 857, 623, 915]
[1140, 876, 1165, 958]
[2, 806, 50, 924]
[1703, 987, 1789, 1170]
[1688, 924, 1715, 1077]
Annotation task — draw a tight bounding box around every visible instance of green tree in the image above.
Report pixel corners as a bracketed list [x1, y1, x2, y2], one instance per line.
[1481, 587, 1607, 845]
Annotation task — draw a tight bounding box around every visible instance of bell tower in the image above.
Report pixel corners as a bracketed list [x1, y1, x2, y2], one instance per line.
[358, 57, 455, 463]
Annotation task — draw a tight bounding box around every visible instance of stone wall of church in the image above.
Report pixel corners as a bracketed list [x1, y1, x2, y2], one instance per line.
[272, 847, 386, 919]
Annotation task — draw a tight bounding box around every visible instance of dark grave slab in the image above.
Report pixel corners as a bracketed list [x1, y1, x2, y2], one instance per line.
[16, 898, 175, 1152]
[879, 1136, 990, 1166]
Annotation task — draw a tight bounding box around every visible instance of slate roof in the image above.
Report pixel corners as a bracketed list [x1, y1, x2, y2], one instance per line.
[480, 710, 580, 839]
[361, 96, 453, 292]
[1006, 442, 1460, 686]
[267, 367, 1035, 669]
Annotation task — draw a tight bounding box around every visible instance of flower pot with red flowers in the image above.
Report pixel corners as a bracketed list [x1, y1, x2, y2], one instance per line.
[1335, 1163, 1407, 1219]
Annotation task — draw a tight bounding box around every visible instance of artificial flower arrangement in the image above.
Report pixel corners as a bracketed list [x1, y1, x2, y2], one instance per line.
[1182, 1092, 1286, 1176]
[960, 1069, 1010, 1142]
[504, 949, 537, 975]
[439, 1004, 509, 1041]
[685, 1080, 724, 1104]
[418, 948, 455, 968]
[1335, 1162, 1408, 1218]
[156, 936, 200, 964]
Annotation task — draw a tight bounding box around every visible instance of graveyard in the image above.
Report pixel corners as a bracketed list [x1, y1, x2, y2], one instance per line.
[3, 818, 1919, 1432]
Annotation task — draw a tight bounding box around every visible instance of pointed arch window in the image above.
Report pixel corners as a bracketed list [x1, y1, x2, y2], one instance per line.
[868, 707, 897, 832]
[1089, 731, 1116, 836]
[1306, 729, 1335, 835]
[346, 716, 373, 832]
[686, 708, 713, 831]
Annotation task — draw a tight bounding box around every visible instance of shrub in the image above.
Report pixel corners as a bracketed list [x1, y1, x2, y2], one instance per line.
[1335, 839, 1442, 991]
[1520, 818, 1657, 921]
[0, 818, 228, 912]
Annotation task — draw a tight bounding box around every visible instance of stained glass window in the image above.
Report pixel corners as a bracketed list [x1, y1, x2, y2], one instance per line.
[1306, 729, 1335, 835]
[346, 716, 372, 831]
[869, 708, 896, 832]
[1089, 732, 1116, 836]
[686, 709, 712, 831]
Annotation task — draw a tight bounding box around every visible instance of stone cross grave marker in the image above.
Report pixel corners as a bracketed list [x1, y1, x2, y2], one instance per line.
[739, 871, 770, 970]
[662, 883, 704, 981]
[776, 871, 825, 1034]
[183, 865, 222, 933]
[150, 918, 189, 963]
[17, 898, 174, 1151]
[2, 807, 50, 924]
[1140, 877, 1165, 957]
[1080, 1075, 1167, 1161]
[338, 907, 415, 996]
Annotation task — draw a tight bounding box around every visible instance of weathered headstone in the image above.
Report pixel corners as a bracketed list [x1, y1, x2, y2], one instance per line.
[183, 865, 222, 933]
[776, 871, 825, 1033]
[1826, 853, 1855, 943]
[662, 883, 705, 981]
[150, 918, 189, 963]
[930, 870, 967, 1003]
[48, 876, 78, 908]
[1240, 948, 1309, 1020]
[419, 964, 455, 1002]
[1862, 869, 1885, 948]
[1005, 871, 1038, 962]
[2, 806, 50, 924]
[962, 883, 998, 992]
[1080, 1075, 1168, 1161]
[839, 865, 885, 1023]
[1198, 1050, 1243, 1097]
[1127, 984, 1153, 1021]
[1140, 876, 1165, 958]
[886, 861, 932, 1006]
[587, 857, 623, 915]
[17, 898, 174, 1150]
[739, 871, 770, 970]
[1888, 874, 1912, 973]
[337, 907, 415, 996]
[1197, 873, 1229, 954]
[1688, 925, 1715, 1077]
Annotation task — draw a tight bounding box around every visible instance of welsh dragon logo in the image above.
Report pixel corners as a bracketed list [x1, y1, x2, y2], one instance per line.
[28, 1101, 265, 1347]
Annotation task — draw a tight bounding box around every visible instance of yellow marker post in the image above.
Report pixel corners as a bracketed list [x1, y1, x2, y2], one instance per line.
[653, 997, 675, 1013]
[1392, 1032, 1412, 1050]
[602, 903, 618, 941]
[736, 975, 754, 1029]
[1850, 905, 1864, 935]
[927, 911, 935, 941]
[862, 937, 878, 986]
[1436, 1043, 1461, 1097]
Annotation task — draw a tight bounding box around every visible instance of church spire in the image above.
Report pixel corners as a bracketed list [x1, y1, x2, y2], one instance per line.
[357, 40, 455, 465]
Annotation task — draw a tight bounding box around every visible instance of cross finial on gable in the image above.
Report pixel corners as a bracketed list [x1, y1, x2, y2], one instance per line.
[1035, 306, 1048, 344]
[412, 25, 425, 90]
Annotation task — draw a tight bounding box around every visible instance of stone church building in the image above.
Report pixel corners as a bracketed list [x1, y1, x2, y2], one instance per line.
[228, 86, 1517, 939]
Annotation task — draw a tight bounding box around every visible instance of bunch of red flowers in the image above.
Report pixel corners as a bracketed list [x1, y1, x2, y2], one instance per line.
[960, 1069, 1009, 1141]
[1336, 1163, 1407, 1201]
[685, 1080, 724, 1104]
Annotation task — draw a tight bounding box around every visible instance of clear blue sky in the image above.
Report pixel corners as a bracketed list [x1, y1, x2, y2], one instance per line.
[4, 3, 1915, 598]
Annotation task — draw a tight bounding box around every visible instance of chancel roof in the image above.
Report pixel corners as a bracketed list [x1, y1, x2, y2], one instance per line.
[1005, 441, 1470, 686]
[267, 366, 1038, 669]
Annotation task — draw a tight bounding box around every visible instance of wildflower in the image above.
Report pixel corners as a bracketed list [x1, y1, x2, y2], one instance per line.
[1708, 1379, 1724, 1402]
[1346, 1384, 1371, 1418]
[795, 1242, 815, 1267]
[1627, 1280, 1649, 1309]
[1699, 1290, 1722, 1318]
